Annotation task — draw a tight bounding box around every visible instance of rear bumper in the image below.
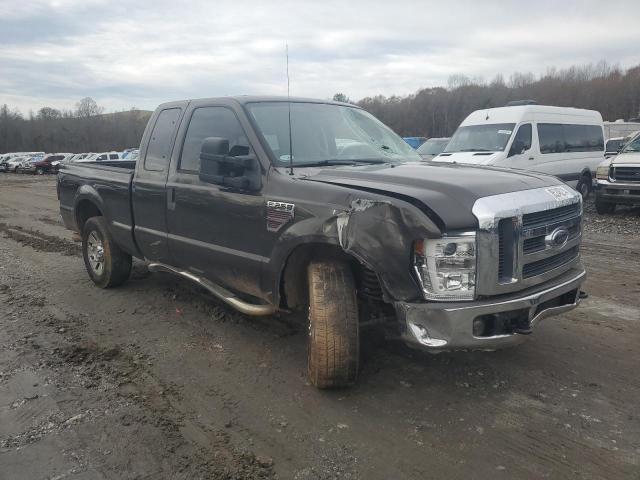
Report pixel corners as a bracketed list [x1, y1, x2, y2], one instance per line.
[395, 267, 585, 352]
[595, 179, 640, 204]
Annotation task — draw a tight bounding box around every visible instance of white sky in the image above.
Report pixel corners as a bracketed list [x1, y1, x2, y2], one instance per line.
[1, 0, 639, 113]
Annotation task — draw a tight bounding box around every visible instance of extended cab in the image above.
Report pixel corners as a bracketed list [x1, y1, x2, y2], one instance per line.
[58, 97, 586, 388]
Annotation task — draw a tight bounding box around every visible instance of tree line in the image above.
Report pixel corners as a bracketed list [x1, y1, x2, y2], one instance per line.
[0, 97, 151, 154]
[2, 62, 640, 154]
[349, 62, 640, 138]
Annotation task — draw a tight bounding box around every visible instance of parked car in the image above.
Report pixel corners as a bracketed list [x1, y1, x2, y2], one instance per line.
[417, 137, 450, 160]
[403, 136, 427, 149]
[5, 155, 30, 172]
[58, 96, 585, 388]
[95, 152, 122, 161]
[75, 153, 99, 163]
[16, 154, 47, 173]
[433, 104, 605, 199]
[21, 154, 66, 174]
[594, 132, 640, 213]
[0, 152, 45, 172]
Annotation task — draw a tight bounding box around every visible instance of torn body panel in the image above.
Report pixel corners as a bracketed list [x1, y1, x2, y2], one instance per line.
[334, 197, 441, 302]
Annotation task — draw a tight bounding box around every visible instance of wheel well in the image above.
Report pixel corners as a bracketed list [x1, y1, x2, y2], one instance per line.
[580, 168, 592, 179]
[279, 243, 378, 310]
[76, 200, 102, 232]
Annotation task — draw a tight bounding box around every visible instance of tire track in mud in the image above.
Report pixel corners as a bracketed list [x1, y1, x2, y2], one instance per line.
[0, 223, 81, 256]
[0, 257, 277, 479]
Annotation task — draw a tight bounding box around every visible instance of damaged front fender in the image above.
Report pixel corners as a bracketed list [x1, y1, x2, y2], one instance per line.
[334, 198, 441, 302]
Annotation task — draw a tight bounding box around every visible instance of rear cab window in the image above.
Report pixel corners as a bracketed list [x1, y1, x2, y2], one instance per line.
[145, 108, 182, 172]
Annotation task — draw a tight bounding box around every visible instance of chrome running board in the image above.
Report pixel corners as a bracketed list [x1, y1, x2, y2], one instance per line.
[147, 262, 275, 316]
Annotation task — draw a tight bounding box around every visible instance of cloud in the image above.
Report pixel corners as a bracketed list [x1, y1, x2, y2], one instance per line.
[1, 0, 639, 113]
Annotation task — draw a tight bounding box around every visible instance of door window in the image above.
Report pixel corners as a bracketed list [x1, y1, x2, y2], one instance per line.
[144, 108, 182, 171]
[508, 123, 532, 157]
[179, 107, 252, 172]
[109, 153, 119, 160]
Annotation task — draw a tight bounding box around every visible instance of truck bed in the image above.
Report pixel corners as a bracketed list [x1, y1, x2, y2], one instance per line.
[57, 162, 140, 257]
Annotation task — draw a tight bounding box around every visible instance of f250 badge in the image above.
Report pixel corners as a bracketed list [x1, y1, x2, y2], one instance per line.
[266, 201, 295, 232]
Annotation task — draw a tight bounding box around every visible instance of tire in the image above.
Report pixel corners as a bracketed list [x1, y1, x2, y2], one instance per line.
[82, 216, 132, 288]
[36, 167, 44, 175]
[595, 197, 616, 214]
[576, 174, 592, 200]
[307, 260, 359, 388]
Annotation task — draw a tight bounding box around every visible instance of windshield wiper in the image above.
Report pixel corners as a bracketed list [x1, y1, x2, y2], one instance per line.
[294, 159, 387, 167]
[452, 148, 495, 152]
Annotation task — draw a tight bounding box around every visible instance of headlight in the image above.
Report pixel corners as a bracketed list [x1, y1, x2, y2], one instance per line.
[596, 165, 610, 181]
[413, 233, 476, 301]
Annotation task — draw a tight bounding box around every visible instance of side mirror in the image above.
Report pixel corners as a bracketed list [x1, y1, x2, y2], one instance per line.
[199, 137, 260, 191]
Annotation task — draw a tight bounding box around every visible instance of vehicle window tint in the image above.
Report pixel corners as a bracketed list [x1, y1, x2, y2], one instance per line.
[97, 154, 107, 161]
[179, 107, 251, 172]
[145, 108, 181, 171]
[538, 123, 604, 154]
[109, 154, 119, 160]
[509, 123, 532, 155]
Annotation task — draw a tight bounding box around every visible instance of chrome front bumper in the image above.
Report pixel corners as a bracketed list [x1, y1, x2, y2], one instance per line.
[396, 267, 585, 352]
[595, 179, 640, 204]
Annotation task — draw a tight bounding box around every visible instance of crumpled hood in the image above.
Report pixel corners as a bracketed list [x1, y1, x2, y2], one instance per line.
[611, 151, 640, 165]
[301, 161, 562, 230]
[432, 151, 502, 165]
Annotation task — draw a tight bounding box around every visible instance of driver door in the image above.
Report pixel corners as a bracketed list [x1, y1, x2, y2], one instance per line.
[165, 104, 267, 299]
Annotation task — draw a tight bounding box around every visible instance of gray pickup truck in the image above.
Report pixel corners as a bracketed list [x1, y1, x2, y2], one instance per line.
[57, 96, 585, 388]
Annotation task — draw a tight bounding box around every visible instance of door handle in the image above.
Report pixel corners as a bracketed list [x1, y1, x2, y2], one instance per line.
[528, 156, 535, 160]
[167, 187, 176, 210]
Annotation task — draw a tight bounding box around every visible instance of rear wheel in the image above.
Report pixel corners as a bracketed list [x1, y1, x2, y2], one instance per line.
[576, 173, 592, 200]
[36, 167, 44, 175]
[595, 197, 616, 214]
[82, 216, 132, 288]
[307, 260, 359, 388]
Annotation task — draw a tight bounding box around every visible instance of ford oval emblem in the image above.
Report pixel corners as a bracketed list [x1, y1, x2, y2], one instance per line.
[546, 226, 570, 249]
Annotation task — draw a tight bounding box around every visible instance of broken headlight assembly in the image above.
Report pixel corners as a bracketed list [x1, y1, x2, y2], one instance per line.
[413, 233, 477, 301]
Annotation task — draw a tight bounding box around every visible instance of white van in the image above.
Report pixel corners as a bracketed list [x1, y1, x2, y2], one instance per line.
[434, 105, 605, 197]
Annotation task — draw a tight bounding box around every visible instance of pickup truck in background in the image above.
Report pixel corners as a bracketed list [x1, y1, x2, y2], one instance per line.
[58, 96, 586, 388]
[595, 131, 640, 213]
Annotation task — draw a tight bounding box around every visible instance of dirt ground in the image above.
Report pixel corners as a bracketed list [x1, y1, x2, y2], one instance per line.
[0, 174, 639, 480]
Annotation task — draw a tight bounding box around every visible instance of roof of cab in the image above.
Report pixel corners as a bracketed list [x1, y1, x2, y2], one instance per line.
[158, 95, 358, 109]
[461, 105, 603, 126]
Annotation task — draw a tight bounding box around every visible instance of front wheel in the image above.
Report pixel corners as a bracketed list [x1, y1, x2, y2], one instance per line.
[307, 260, 359, 388]
[36, 167, 44, 175]
[82, 216, 132, 288]
[576, 174, 592, 200]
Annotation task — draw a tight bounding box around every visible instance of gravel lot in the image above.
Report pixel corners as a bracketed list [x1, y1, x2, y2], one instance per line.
[1, 174, 639, 479]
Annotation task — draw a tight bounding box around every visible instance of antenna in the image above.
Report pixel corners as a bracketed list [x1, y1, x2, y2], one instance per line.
[286, 44, 294, 175]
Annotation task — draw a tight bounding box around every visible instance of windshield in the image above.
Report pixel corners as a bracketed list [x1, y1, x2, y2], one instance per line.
[417, 138, 449, 155]
[444, 123, 516, 153]
[246, 102, 421, 166]
[621, 134, 640, 153]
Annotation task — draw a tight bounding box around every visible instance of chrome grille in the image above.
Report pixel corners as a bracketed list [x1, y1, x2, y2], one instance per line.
[522, 203, 580, 228]
[473, 186, 583, 297]
[523, 246, 579, 278]
[612, 166, 640, 183]
[499, 204, 582, 284]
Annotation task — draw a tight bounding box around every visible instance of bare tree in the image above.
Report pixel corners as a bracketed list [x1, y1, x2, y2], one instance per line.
[75, 97, 104, 118]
